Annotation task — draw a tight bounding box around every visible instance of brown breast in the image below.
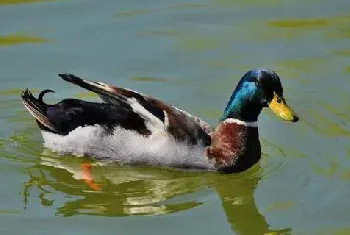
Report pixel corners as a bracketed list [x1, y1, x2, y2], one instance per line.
[207, 121, 261, 173]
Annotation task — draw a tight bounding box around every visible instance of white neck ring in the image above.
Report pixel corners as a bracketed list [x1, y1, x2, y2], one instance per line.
[223, 118, 258, 128]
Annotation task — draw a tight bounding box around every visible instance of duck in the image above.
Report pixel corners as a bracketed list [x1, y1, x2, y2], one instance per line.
[20, 69, 299, 173]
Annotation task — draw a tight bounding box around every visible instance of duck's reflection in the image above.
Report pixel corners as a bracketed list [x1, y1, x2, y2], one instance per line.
[213, 173, 291, 235]
[23, 154, 206, 216]
[22, 152, 291, 235]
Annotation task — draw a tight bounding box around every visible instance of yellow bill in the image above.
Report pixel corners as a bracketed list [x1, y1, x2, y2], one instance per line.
[268, 92, 299, 122]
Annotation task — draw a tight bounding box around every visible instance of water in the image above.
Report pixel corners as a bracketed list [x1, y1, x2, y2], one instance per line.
[1, 0, 350, 234]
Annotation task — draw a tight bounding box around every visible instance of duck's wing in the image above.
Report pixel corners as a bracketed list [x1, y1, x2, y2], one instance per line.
[20, 89, 152, 136]
[58, 74, 213, 146]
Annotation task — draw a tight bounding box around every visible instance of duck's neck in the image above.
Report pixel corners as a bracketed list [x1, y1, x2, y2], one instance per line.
[221, 83, 263, 122]
[206, 83, 264, 172]
[207, 118, 261, 173]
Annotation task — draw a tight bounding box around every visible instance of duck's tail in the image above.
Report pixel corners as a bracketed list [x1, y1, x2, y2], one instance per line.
[20, 89, 57, 132]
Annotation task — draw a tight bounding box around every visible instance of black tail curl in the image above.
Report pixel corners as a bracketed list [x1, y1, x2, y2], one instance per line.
[38, 89, 55, 103]
[20, 89, 57, 132]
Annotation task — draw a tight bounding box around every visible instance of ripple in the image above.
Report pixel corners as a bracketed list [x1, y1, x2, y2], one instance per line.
[267, 14, 350, 43]
[313, 155, 350, 182]
[259, 140, 289, 179]
[1, 132, 42, 164]
[0, 34, 49, 47]
[145, 29, 182, 37]
[176, 34, 227, 51]
[213, 0, 281, 7]
[115, 9, 156, 18]
[167, 3, 206, 10]
[269, 14, 350, 29]
[327, 27, 350, 39]
[115, 2, 206, 19]
[316, 228, 350, 235]
[270, 18, 329, 28]
[333, 49, 350, 57]
[304, 106, 350, 137]
[263, 201, 295, 213]
[0, 209, 21, 214]
[130, 77, 168, 82]
[0, 0, 54, 5]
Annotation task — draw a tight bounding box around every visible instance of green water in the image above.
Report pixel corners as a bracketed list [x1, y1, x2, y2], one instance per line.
[1, 0, 350, 234]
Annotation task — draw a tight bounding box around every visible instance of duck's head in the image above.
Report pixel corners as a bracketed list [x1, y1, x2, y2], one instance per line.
[221, 69, 299, 123]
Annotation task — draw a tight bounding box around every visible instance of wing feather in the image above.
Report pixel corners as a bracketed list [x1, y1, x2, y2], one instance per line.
[59, 73, 213, 145]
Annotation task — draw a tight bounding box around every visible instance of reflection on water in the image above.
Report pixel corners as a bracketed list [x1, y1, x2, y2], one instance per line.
[1, 111, 290, 234]
[213, 0, 281, 7]
[212, 172, 291, 235]
[130, 76, 168, 82]
[24, 157, 206, 217]
[269, 14, 350, 30]
[0, 0, 52, 5]
[0, 34, 49, 47]
[270, 18, 329, 28]
[20, 151, 290, 234]
[116, 9, 156, 18]
[333, 49, 350, 57]
[115, 3, 205, 18]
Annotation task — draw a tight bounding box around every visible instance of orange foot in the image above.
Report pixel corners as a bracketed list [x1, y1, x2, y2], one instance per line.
[81, 163, 101, 191]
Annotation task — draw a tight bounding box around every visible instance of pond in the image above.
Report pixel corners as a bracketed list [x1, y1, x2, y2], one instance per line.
[0, 0, 350, 234]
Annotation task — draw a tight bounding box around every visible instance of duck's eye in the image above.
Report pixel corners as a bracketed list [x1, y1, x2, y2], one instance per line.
[255, 80, 262, 87]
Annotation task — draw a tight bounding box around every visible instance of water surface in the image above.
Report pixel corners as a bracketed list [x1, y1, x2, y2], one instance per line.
[1, 0, 350, 234]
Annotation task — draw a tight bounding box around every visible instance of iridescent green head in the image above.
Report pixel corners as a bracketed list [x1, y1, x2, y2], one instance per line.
[221, 69, 299, 123]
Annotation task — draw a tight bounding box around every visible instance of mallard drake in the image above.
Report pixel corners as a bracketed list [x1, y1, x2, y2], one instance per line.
[21, 69, 298, 173]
